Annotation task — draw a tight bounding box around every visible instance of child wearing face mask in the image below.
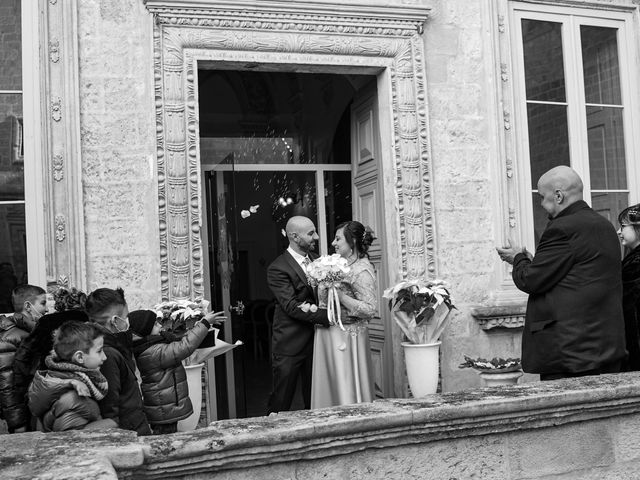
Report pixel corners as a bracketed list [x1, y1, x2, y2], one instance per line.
[0, 284, 47, 432]
[85, 287, 151, 436]
[11, 286, 88, 432]
[28, 321, 109, 432]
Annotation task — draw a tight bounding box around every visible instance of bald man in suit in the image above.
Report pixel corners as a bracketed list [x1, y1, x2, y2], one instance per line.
[267, 216, 330, 413]
[497, 166, 626, 379]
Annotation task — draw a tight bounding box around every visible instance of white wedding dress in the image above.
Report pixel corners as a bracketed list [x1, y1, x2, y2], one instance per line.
[310, 257, 378, 408]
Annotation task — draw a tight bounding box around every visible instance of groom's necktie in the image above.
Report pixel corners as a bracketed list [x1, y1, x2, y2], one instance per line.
[301, 257, 311, 270]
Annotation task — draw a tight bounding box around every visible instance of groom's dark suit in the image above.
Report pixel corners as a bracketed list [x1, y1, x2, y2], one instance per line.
[267, 250, 329, 413]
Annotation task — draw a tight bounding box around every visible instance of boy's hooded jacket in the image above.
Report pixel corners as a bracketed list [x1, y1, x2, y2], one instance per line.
[12, 309, 89, 430]
[0, 313, 33, 430]
[98, 324, 151, 436]
[130, 310, 210, 425]
[28, 354, 108, 432]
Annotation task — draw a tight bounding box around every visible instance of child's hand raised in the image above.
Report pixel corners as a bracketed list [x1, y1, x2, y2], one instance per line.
[203, 311, 226, 327]
[69, 379, 90, 397]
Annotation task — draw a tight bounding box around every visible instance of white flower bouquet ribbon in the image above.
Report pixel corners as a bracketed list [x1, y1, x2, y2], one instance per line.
[327, 282, 345, 331]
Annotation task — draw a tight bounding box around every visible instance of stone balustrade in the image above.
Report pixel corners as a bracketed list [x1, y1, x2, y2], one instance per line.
[4, 373, 640, 479]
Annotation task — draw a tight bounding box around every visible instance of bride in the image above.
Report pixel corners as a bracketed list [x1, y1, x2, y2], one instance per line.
[311, 220, 378, 408]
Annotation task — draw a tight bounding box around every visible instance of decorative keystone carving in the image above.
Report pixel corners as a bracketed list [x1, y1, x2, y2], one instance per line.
[49, 39, 60, 63]
[51, 97, 62, 122]
[57, 275, 69, 287]
[470, 304, 526, 330]
[55, 214, 66, 241]
[53, 154, 64, 181]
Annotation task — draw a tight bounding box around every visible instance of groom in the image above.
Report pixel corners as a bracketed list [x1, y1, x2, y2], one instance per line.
[267, 216, 330, 413]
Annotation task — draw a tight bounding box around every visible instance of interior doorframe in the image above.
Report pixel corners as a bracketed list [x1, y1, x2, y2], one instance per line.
[147, 1, 435, 398]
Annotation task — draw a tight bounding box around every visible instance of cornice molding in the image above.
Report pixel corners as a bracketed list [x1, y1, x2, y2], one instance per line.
[144, 0, 430, 36]
[470, 304, 527, 330]
[511, 0, 638, 12]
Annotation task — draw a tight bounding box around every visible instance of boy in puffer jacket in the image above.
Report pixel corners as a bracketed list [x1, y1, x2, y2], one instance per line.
[0, 284, 47, 432]
[129, 310, 223, 435]
[28, 321, 109, 432]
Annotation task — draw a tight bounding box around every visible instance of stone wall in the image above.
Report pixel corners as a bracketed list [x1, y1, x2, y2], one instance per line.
[421, 0, 526, 391]
[72, 0, 527, 389]
[77, 0, 160, 309]
[3, 374, 640, 479]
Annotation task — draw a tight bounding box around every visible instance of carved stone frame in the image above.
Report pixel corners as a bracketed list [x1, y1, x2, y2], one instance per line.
[144, 0, 433, 301]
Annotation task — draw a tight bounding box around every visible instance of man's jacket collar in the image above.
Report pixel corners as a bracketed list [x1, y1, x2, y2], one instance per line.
[550, 200, 589, 222]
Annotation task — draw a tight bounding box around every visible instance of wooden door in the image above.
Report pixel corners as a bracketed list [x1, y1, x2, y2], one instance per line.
[351, 84, 394, 398]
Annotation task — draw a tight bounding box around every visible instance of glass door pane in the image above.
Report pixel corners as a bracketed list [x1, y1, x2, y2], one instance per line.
[581, 25, 628, 220]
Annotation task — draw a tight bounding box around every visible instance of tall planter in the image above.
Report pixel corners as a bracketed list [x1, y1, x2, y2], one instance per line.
[177, 363, 204, 432]
[402, 341, 441, 397]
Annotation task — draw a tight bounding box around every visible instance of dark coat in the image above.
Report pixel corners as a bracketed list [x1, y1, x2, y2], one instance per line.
[512, 200, 626, 374]
[28, 370, 101, 432]
[622, 245, 640, 371]
[98, 328, 151, 436]
[267, 251, 329, 357]
[132, 320, 208, 425]
[0, 313, 32, 430]
[12, 310, 88, 430]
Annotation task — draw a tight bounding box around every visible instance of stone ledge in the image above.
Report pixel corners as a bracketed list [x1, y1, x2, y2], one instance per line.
[470, 303, 526, 330]
[4, 374, 640, 479]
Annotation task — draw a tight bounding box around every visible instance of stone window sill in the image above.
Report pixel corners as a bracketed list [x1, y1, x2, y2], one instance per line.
[470, 304, 526, 330]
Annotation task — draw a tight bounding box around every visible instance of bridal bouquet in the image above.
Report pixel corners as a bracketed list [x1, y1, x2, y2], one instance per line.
[153, 299, 210, 336]
[306, 253, 351, 331]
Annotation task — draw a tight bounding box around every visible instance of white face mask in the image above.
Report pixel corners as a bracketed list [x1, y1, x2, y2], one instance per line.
[27, 303, 43, 322]
[112, 315, 130, 333]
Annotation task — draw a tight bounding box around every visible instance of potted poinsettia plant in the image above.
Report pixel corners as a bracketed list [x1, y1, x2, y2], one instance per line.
[383, 278, 455, 397]
[382, 279, 454, 344]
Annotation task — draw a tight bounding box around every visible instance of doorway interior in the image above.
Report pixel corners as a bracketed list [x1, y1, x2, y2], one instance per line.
[198, 70, 375, 419]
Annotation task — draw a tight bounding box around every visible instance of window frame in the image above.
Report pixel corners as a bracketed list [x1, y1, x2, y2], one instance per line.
[509, 2, 640, 249]
[21, 0, 46, 287]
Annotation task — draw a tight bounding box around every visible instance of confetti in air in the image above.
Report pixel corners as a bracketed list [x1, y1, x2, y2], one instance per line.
[249, 205, 259, 213]
[240, 210, 250, 219]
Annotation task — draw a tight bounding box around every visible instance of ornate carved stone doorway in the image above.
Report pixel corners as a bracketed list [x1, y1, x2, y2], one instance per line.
[145, 0, 435, 398]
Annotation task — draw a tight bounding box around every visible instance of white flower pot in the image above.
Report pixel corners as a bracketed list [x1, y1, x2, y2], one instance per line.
[402, 341, 441, 397]
[478, 370, 523, 387]
[177, 363, 204, 432]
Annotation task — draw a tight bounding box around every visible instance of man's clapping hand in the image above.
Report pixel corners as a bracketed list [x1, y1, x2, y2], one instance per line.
[496, 239, 530, 265]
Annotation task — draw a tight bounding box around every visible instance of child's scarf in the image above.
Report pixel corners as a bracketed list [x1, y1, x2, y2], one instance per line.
[44, 353, 109, 401]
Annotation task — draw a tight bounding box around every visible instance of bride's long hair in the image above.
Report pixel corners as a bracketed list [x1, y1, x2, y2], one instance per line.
[336, 221, 376, 259]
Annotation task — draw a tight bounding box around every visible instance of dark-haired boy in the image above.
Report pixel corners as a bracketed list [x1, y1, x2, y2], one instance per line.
[85, 287, 151, 436]
[0, 284, 47, 432]
[28, 321, 109, 432]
